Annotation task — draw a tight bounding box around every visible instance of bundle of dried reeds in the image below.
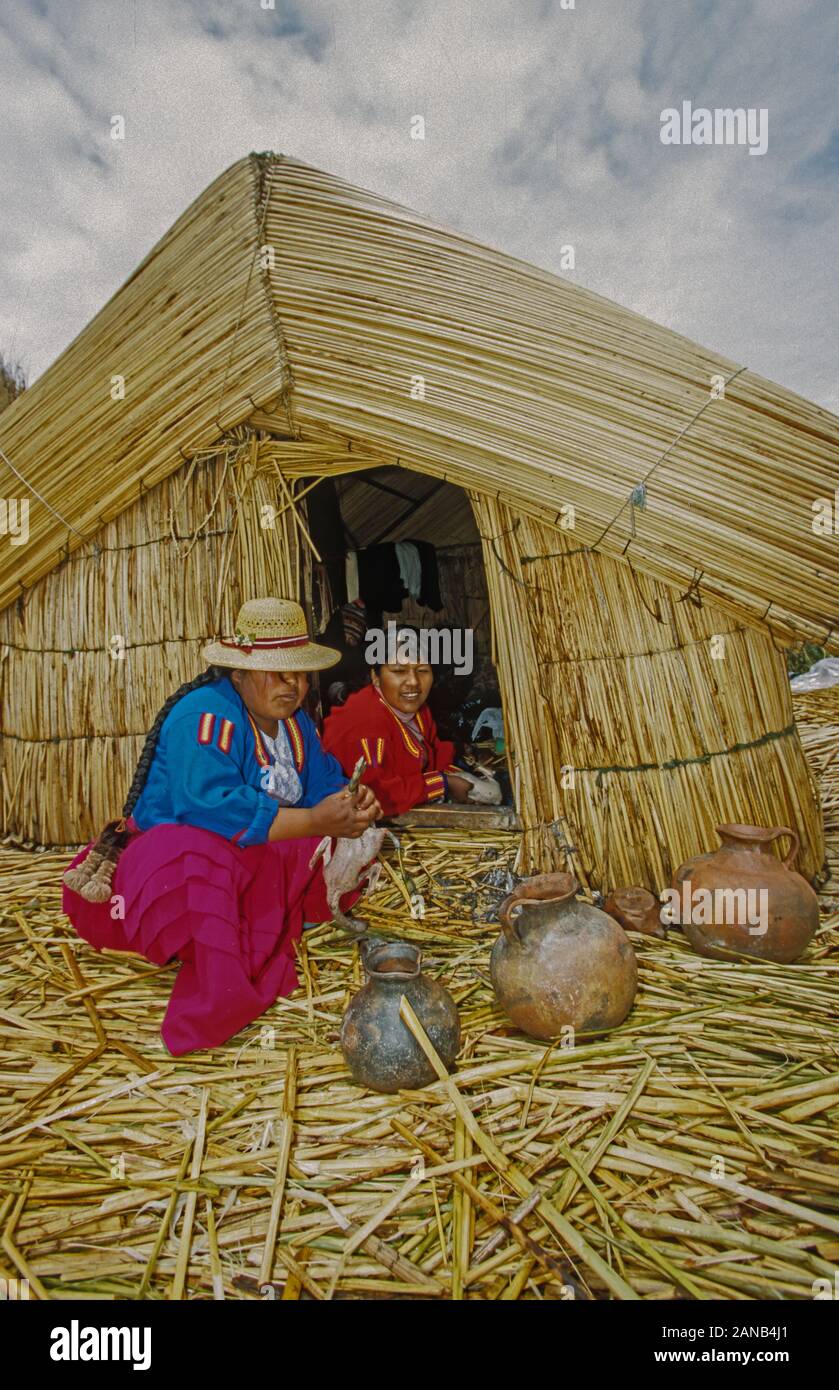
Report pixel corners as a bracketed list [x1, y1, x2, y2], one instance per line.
[795, 690, 839, 889]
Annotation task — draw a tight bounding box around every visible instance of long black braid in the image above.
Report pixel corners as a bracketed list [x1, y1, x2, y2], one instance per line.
[64, 665, 233, 901]
[105, 665, 231, 849]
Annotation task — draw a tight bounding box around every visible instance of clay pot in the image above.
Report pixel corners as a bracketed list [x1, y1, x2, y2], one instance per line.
[603, 887, 666, 939]
[672, 824, 819, 963]
[490, 872, 637, 1040]
[340, 940, 461, 1092]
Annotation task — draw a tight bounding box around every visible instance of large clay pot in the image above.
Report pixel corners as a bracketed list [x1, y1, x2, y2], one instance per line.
[340, 940, 461, 1092]
[672, 824, 819, 963]
[490, 872, 637, 1040]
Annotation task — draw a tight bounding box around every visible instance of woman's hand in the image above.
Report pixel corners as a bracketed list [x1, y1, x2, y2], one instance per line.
[355, 783, 382, 819]
[447, 773, 474, 804]
[310, 789, 378, 839]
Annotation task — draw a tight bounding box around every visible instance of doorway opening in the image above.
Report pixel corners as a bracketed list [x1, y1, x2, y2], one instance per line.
[303, 466, 517, 828]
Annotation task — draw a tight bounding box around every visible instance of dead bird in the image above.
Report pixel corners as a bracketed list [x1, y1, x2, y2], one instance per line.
[312, 826, 401, 937]
[453, 763, 503, 804]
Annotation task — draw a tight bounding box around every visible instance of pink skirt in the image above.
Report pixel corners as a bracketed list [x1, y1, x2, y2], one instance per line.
[62, 822, 351, 1056]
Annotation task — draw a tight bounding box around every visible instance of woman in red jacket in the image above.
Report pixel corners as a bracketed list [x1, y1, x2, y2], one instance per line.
[322, 631, 473, 815]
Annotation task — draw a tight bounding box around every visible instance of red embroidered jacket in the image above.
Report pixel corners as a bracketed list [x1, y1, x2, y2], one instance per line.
[322, 684, 460, 815]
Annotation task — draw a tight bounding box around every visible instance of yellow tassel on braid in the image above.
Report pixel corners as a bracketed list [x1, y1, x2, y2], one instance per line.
[79, 848, 119, 904]
[63, 847, 105, 895]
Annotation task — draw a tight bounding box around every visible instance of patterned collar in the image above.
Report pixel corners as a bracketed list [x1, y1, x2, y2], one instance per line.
[243, 708, 305, 772]
[373, 688, 429, 760]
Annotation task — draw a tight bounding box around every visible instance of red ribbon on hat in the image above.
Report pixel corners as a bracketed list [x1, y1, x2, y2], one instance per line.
[220, 634, 310, 653]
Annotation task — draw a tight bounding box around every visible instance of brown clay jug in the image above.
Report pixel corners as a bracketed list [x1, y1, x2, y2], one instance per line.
[671, 824, 819, 963]
[490, 872, 637, 1040]
[340, 940, 461, 1093]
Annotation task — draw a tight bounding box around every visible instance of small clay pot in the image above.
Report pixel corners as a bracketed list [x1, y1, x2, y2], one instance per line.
[603, 887, 666, 939]
[340, 940, 461, 1093]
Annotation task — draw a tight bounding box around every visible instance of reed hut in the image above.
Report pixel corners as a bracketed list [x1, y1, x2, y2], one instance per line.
[1, 151, 837, 892]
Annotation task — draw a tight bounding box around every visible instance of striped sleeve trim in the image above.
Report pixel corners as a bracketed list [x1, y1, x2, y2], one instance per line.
[359, 735, 385, 767]
[197, 712, 216, 746]
[423, 771, 447, 803]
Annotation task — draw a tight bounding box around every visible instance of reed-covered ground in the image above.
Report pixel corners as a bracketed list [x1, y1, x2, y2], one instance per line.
[0, 690, 836, 1300]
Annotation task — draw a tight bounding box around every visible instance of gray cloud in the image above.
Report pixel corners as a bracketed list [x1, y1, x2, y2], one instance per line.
[1, 0, 836, 409]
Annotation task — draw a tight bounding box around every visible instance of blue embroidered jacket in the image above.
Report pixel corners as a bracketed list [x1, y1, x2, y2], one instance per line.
[132, 676, 347, 847]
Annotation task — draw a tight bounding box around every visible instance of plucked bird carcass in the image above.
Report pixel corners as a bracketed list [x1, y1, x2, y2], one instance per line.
[310, 824, 398, 937]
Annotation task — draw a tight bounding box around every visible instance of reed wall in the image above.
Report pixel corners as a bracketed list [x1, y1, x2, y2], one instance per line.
[0, 439, 301, 846]
[472, 495, 824, 891]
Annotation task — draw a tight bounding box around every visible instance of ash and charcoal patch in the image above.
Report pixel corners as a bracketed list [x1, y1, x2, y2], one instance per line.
[476, 860, 522, 922]
[479, 864, 517, 892]
[428, 860, 522, 924]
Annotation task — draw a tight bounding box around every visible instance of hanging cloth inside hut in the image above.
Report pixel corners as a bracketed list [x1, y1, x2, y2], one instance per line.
[413, 540, 443, 610]
[357, 544, 407, 628]
[345, 550, 360, 603]
[395, 542, 422, 600]
[340, 596, 368, 645]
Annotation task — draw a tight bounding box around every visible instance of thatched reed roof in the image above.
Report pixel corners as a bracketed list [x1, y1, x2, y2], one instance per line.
[1, 151, 837, 646]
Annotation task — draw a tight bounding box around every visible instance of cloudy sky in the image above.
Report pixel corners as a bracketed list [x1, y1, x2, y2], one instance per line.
[1, 0, 837, 409]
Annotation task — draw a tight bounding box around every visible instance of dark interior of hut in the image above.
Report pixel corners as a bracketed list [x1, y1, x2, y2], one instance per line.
[303, 466, 516, 826]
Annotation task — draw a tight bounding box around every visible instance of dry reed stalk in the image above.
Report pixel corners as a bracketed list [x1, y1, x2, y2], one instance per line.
[205, 1197, 224, 1300]
[258, 1048, 297, 1285]
[450, 1115, 468, 1299]
[170, 1088, 209, 1300]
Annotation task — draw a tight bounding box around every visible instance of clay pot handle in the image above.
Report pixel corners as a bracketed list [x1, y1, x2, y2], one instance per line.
[673, 859, 694, 889]
[498, 872, 578, 944]
[766, 826, 800, 870]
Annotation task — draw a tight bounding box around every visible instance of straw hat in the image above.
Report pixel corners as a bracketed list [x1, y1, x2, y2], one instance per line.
[202, 598, 341, 672]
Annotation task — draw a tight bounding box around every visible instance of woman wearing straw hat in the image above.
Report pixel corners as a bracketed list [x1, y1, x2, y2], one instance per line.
[62, 598, 382, 1056]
